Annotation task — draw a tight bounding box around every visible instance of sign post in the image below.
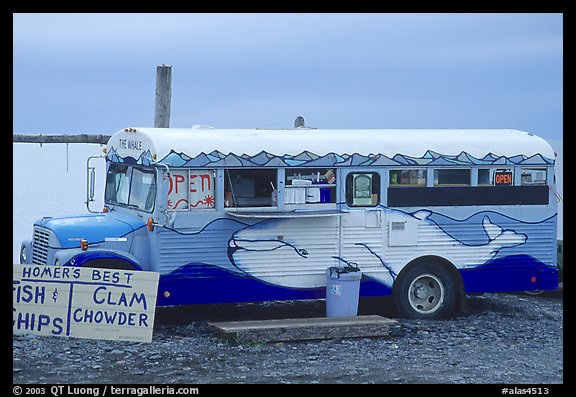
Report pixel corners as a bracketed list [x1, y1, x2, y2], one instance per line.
[13, 265, 159, 343]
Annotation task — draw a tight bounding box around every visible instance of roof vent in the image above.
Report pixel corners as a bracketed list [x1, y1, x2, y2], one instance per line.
[294, 116, 305, 128]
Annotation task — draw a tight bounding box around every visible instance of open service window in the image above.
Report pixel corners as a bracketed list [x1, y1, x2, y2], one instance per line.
[224, 169, 277, 208]
[285, 168, 337, 207]
[167, 169, 215, 210]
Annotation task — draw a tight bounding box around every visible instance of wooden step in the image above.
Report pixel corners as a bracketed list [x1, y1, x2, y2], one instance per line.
[208, 315, 400, 343]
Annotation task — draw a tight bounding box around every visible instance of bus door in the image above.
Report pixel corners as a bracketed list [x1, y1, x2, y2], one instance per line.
[339, 171, 386, 276]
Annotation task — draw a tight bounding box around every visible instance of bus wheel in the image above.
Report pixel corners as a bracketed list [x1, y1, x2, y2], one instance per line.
[393, 261, 458, 319]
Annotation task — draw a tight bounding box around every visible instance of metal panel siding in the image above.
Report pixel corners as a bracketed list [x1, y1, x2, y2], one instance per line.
[249, 229, 339, 277]
[158, 228, 227, 274]
[416, 222, 481, 265]
[410, 217, 554, 268]
[340, 224, 393, 286]
[523, 219, 556, 266]
[230, 218, 341, 288]
[157, 217, 342, 284]
[341, 226, 385, 270]
[154, 208, 556, 301]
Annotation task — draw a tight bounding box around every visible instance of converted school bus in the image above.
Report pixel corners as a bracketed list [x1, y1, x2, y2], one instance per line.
[20, 126, 559, 319]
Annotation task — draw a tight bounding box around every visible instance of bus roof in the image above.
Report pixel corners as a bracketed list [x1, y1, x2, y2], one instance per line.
[106, 127, 556, 168]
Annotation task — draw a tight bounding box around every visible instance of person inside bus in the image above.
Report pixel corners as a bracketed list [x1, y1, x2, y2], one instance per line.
[325, 169, 336, 184]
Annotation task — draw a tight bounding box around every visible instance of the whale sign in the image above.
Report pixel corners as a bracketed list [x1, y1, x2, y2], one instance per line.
[13, 265, 159, 343]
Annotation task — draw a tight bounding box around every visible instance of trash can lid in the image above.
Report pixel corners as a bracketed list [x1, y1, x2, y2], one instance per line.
[329, 265, 359, 273]
[327, 266, 363, 280]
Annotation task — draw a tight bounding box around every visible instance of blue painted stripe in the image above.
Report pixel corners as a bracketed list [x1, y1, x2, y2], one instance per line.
[155, 254, 557, 306]
[461, 255, 558, 293]
[156, 263, 392, 306]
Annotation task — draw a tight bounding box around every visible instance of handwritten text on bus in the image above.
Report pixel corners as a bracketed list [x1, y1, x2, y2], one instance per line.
[168, 169, 215, 210]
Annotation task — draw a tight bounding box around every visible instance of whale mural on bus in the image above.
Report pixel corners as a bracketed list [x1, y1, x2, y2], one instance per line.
[227, 207, 530, 288]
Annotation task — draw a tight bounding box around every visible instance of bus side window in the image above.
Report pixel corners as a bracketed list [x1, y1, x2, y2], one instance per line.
[346, 172, 380, 207]
[521, 167, 547, 186]
[224, 169, 277, 208]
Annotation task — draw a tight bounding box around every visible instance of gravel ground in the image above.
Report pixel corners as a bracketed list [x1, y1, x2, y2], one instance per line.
[13, 288, 563, 384]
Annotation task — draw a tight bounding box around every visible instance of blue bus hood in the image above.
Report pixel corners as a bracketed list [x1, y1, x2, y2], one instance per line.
[36, 213, 145, 249]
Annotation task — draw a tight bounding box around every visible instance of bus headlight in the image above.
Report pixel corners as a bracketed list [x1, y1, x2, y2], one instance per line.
[19, 245, 27, 264]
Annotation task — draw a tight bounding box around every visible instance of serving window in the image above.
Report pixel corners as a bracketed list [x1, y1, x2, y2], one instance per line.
[285, 168, 337, 205]
[224, 169, 277, 208]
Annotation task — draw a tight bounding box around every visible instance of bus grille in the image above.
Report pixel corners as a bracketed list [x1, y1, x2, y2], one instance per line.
[32, 226, 50, 265]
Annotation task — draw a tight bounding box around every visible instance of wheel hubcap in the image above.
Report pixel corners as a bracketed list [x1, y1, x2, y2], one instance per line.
[408, 274, 445, 314]
[414, 285, 429, 300]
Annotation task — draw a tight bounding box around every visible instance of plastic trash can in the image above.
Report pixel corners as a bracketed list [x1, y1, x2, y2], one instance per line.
[325, 266, 362, 317]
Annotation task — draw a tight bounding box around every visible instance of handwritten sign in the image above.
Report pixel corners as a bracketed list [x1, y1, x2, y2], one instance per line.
[168, 169, 215, 210]
[13, 265, 159, 343]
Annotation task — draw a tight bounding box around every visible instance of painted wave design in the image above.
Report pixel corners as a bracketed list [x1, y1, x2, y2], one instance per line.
[106, 147, 154, 165]
[150, 149, 554, 168]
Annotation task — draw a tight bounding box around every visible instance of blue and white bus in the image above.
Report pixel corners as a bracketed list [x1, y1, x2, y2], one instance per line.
[20, 127, 559, 318]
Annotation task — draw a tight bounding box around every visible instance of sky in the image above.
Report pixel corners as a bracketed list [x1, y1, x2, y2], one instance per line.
[12, 13, 563, 141]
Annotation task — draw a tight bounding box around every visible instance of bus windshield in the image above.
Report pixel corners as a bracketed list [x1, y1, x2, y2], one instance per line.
[105, 164, 157, 212]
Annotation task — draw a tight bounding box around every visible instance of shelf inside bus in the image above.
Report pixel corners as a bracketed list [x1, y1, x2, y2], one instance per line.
[225, 208, 348, 218]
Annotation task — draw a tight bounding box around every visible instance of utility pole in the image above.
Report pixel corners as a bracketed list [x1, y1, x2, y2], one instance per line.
[154, 64, 172, 128]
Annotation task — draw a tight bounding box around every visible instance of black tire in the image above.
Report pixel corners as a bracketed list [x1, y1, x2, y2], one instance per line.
[393, 261, 459, 319]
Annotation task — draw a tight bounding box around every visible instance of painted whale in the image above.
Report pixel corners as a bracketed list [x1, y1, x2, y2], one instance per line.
[227, 209, 528, 288]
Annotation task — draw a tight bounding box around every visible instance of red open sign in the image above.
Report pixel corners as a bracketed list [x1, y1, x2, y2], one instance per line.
[494, 171, 513, 186]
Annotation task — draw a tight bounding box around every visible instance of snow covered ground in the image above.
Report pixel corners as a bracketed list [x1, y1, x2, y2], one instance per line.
[12, 140, 563, 263]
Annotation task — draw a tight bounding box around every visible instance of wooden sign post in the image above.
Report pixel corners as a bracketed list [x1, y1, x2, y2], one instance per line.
[13, 265, 159, 343]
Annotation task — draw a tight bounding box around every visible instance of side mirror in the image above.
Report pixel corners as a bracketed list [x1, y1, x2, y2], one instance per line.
[86, 155, 103, 213]
[89, 167, 96, 201]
